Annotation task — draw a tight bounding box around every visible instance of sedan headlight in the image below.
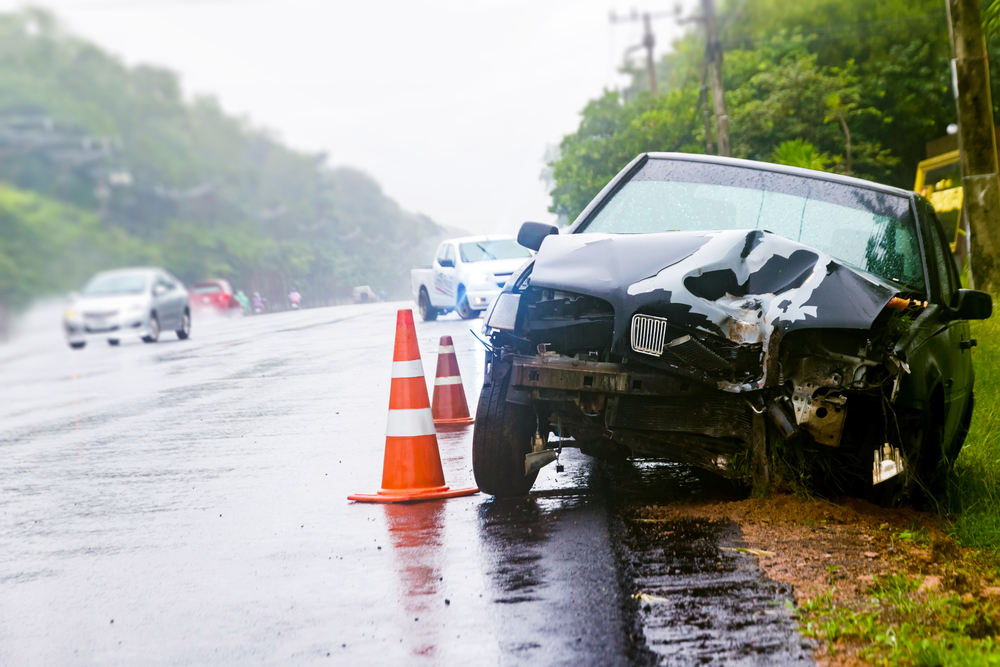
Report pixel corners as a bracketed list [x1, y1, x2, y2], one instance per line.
[64, 308, 77, 320]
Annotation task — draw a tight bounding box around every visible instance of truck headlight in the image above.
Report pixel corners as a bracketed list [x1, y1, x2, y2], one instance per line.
[486, 293, 520, 331]
[468, 271, 489, 285]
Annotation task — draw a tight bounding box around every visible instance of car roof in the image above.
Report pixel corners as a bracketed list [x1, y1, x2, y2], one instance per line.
[446, 235, 517, 245]
[645, 152, 915, 198]
[568, 152, 917, 232]
[91, 267, 161, 279]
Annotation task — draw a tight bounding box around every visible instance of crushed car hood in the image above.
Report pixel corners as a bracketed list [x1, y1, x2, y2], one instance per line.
[529, 230, 903, 389]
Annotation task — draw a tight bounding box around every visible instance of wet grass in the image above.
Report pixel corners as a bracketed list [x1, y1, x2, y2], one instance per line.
[950, 315, 1000, 553]
[798, 537, 1000, 666]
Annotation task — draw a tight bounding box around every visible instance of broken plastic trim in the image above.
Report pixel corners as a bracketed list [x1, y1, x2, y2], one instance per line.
[872, 444, 905, 484]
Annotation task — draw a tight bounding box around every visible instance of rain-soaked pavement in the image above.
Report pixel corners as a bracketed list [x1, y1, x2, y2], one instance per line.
[0, 301, 814, 665]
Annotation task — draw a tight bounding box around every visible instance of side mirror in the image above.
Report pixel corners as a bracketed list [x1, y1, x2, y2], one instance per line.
[950, 289, 993, 320]
[517, 221, 559, 251]
[438, 258, 455, 268]
[153, 284, 168, 297]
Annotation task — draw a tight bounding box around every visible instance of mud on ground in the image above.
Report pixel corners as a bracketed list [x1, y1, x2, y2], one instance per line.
[636, 494, 1000, 665]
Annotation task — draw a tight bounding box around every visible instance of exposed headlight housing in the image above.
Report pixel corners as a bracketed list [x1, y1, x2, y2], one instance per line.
[486, 293, 520, 331]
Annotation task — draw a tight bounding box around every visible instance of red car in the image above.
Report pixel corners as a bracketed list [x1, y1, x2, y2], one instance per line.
[189, 280, 240, 313]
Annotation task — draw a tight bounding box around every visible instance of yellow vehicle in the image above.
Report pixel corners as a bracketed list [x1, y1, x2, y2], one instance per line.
[914, 149, 963, 252]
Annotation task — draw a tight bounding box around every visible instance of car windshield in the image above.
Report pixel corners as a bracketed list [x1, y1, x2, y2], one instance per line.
[580, 159, 924, 290]
[81, 273, 149, 296]
[191, 284, 222, 294]
[459, 240, 532, 263]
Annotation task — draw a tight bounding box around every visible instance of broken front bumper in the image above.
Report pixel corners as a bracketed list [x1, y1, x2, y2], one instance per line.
[507, 354, 756, 442]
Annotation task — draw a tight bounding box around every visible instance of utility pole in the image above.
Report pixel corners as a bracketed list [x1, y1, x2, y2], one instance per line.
[698, 61, 715, 155]
[610, 10, 669, 96]
[947, 0, 1000, 290]
[701, 0, 730, 157]
[642, 13, 658, 97]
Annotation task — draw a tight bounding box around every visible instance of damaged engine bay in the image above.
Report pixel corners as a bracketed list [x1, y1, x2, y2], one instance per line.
[472, 154, 991, 504]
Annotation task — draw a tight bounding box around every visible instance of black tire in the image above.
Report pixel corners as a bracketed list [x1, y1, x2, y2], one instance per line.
[457, 288, 477, 320]
[107, 339, 120, 347]
[176, 309, 191, 340]
[472, 359, 538, 497]
[142, 314, 160, 343]
[418, 288, 438, 321]
[69, 341, 86, 350]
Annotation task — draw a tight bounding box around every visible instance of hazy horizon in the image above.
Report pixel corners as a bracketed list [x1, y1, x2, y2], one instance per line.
[0, 0, 698, 234]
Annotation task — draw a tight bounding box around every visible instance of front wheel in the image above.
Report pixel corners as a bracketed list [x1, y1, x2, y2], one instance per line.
[418, 289, 438, 321]
[142, 315, 160, 343]
[457, 289, 477, 320]
[176, 310, 191, 340]
[472, 359, 538, 497]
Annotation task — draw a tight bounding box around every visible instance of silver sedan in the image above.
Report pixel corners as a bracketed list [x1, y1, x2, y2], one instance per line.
[63, 268, 191, 349]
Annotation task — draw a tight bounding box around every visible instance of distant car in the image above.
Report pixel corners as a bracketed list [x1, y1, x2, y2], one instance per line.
[64, 268, 191, 349]
[353, 285, 378, 303]
[411, 235, 533, 321]
[189, 279, 240, 314]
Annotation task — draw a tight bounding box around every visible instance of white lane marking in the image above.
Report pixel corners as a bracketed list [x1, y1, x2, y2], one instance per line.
[392, 359, 424, 378]
[434, 376, 463, 385]
[386, 408, 436, 437]
[437, 345, 456, 353]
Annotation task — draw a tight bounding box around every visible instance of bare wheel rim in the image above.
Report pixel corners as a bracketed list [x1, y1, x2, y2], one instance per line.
[182, 312, 191, 335]
[149, 316, 159, 340]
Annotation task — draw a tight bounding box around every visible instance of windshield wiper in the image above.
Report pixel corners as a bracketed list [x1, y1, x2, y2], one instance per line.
[476, 243, 497, 260]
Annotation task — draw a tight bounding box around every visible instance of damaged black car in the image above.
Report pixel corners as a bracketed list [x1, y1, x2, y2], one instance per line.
[471, 153, 992, 505]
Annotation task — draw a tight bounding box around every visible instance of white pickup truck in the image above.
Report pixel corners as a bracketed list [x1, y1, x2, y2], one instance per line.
[411, 235, 533, 320]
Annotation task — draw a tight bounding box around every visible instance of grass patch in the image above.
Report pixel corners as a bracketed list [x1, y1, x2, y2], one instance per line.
[950, 315, 1000, 552]
[799, 565, 1000, 665]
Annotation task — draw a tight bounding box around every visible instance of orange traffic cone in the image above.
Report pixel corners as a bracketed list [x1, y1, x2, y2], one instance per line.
[431, 335, 475, 425]
[348, 310, 478, 503]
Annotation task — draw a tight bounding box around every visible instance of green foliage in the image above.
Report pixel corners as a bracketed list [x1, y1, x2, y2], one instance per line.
[0, 8, 445, 312]
[549, 0, 958, 220]
[0, 184, 151, 311]
[800, 573, 1000, 665]
[548, 89, 704, 221]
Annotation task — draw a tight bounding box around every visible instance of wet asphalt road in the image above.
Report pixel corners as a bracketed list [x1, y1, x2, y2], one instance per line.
[0, 302, 814, 665]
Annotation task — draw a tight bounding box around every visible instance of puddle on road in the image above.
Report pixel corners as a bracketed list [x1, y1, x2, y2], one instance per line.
[599, 460, 816, 666]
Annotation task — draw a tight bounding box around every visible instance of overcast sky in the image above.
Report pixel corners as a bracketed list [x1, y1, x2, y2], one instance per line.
[1, 0, 698, 235]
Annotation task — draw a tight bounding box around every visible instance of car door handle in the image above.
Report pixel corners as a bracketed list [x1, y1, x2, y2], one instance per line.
[960, 338, 978, 350]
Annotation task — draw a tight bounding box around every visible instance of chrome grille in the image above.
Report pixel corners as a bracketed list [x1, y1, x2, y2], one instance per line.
[631, 314, 668, 356]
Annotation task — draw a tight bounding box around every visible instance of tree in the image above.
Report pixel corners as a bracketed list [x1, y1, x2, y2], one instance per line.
[0, 8, 448, 313]
[771, 139, 830, 170]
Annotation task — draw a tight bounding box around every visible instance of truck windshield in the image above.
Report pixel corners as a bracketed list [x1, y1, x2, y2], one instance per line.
[459, 240, 532, 263]
[580, 159, 924, 290]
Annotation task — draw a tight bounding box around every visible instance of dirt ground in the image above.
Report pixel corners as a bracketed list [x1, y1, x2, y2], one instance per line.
[636, 494, 1000, 666]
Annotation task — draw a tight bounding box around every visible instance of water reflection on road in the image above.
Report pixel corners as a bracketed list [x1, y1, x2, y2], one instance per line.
[0, 302, 813, 666]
